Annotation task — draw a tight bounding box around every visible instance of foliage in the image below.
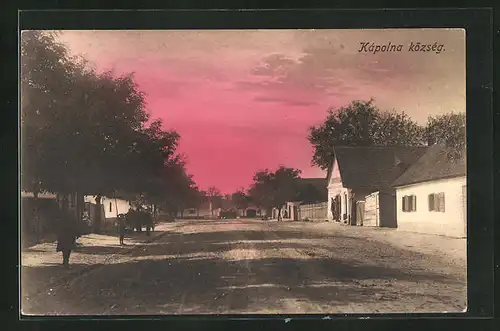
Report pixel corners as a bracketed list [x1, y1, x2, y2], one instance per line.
[20, 31, 188, 232]
[151, 155, 199, 216]
[308, 99, 425, 170]
[425, 112, 466, 160]
[248, 166, 301, 221]
[231, 190, 250, 211]
[296, 182, 326, 204]
[206, 186, 223, 214]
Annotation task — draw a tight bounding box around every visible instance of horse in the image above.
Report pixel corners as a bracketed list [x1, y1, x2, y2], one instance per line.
[122, 209, 154, 234]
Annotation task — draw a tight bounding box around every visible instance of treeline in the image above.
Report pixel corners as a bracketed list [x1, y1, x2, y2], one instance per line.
[308, 99, 466, 170]
[241, 99, 466, 220]
[21, 31, 199, 233]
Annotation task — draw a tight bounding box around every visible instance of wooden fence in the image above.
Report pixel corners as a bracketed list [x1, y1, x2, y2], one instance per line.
[298, 202, 328, 221]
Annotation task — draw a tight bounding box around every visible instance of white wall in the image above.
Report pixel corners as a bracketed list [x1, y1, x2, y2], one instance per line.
[395, 176, 466, 237]
[84, 196, 131, 219]
[327, 158, 351, 220]
[178, 206, 212, 217]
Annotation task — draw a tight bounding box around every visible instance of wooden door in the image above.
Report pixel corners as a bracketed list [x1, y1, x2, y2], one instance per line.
[356, 201, 365, 226]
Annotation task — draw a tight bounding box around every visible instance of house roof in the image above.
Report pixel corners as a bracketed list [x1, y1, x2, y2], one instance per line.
[298, 178, 327, 191]
[392, 144, 466, 187]
[332, 145, 429, 190]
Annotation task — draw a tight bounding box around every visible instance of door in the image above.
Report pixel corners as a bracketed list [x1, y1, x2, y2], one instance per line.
[356, 201, 365, 226]
[293, 206, 298, 221]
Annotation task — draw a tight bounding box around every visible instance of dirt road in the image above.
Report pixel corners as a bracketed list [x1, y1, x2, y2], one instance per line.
[21, 219, 466, 315]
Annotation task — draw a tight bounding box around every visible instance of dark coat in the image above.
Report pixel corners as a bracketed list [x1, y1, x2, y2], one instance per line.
[56, 222, 77, 252]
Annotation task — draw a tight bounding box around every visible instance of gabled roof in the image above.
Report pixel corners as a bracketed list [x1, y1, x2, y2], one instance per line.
[332, 145, 429, 190]
[392, 144, 466, 187]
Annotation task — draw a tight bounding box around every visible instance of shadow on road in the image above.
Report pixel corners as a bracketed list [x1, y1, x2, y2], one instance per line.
[21, 225, 467, 315]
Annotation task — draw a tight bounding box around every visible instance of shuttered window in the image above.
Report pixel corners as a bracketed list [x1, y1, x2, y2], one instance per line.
[428, 193, 445, 212]
[438, 192, 445, 212]
[402, 195, 417, 212]
[428, 194, 436, 211]
[411, 195, 417, 211]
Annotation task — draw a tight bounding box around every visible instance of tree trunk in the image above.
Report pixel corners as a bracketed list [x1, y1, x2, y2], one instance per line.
[33, 188, 40, 243]
[93, 194, 102, 234]
[75, 191, 84, 235]
[276, 206, 282, 222]
[62, 194, 69, 212]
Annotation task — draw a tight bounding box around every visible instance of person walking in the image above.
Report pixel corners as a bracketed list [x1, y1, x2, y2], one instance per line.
[118, 215, 126, 245]
[56, 217, 78, 268]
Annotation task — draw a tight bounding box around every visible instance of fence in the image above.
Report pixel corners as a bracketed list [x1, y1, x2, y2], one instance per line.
[298, 202, 328, 221]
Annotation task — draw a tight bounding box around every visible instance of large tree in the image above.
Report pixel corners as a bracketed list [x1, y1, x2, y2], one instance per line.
[20, 30, 84, 237]
[231, 189, 250, 212]
[425, 112, 466, 160]
[21, 31, 183, 234]
[140, 152, 198, 218]
[248, 166, 301, 221]
[206, 186, 222, 216]
[296, 182, 327, 204]
[308, 99, 425, 170]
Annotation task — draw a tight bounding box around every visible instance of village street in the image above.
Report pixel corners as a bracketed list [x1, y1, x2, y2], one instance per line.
[21, 219, 466, 315]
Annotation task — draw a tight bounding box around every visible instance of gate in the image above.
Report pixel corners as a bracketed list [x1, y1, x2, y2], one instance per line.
[356, 201, 365, 226]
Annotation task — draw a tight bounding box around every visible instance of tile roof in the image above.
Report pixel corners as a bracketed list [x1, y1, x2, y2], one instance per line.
[392, 144, 466, 187]
[332, 145, 429, 190]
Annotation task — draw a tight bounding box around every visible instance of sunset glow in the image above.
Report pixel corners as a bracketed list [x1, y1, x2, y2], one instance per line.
[56, 29, 465, 193]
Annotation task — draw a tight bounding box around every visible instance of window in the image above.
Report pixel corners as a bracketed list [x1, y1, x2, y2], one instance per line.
[428, 192, 445, 212]
[109, 202, 113, 212]
[402, 195, 417, 212]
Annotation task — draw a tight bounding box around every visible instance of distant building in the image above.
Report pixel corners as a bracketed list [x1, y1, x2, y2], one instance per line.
[84, 195, 132, 225]
[272, 177, 328, 221]
[177, 201, 213, 218]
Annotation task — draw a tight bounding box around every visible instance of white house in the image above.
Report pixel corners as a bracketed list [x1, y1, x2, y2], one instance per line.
[326, 146, 428, 227]
[392, 144, 466, 238]
[84, 195, 131, 224]
[177, 202, 214, 218]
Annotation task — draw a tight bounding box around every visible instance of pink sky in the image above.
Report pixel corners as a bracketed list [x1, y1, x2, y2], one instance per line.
[55, 29, 465, 194]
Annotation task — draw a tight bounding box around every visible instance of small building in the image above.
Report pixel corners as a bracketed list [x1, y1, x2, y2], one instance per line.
[84, 195, 132, 225]
[392, 144, 466, 238]
[178, 202, 213, 218]
[272, 177, 328, 221]
[21, 191, 59, 235]
[326, 145, 428, 227]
